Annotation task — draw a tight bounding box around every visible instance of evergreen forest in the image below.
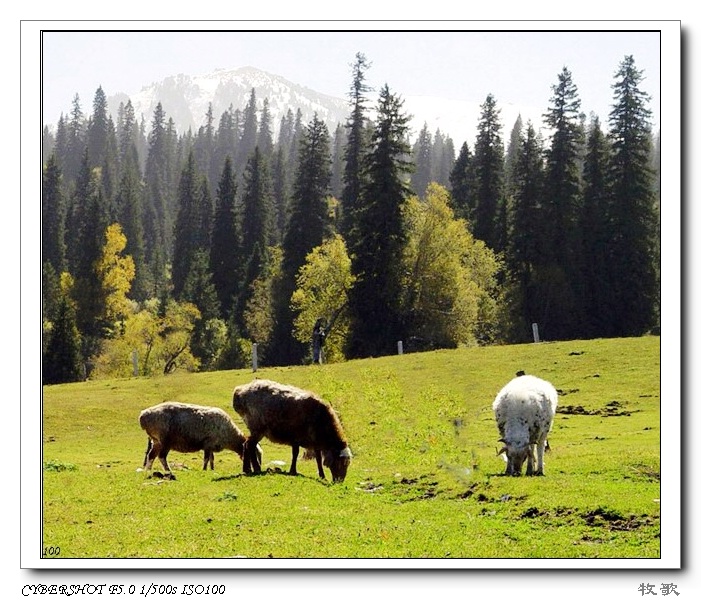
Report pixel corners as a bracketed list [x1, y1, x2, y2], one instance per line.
[41, 53, 661, 383]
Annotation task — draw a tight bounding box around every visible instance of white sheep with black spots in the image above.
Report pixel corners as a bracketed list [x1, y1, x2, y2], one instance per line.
[493, 374, 557, 476]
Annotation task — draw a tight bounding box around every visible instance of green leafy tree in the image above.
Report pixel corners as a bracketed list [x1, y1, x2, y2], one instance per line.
[291, 234, 356, 363]
[91, 299, 200, 378]
[400, 183, 500, 349]
[243, 246, 283, 363]
[347, 84, 414, 358]
[95, 223, 136, 337]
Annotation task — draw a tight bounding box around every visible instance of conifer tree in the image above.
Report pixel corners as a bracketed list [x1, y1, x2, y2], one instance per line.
[541, 66, 584, 339]
[472, 94, 505, 251]
[505, 122, 547, 341]
[237, 147, 273, 328]
[579, 114, 613, 338]
[43, 295, 83, 385]
[172, 150, 204, 297]
[42, 154, 66, 273]
[411, 123, 433, 198]
[340, 52, 372, 243]
[347, 84, 413, 358]
[194, 103, 216, 190]
[209, 156, 241, 317]
[143, 102, 172, 286]
[65, 94, 86, 183]
[237, 89, 258, 176]
[273, 114, 333, 364]
[258, 98, 274, 158]
[87, 86, 110, 172]
[504, 114, 524, 198]
[605, 55, 657, 336]
[115, 148, 148, 300]
[449, 142, 476, 224]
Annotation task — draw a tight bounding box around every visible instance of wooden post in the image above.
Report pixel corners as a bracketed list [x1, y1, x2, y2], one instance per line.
[252, 343, 258, 372]
[131, 350, 139, 376]
[397, 340, 404, 355]
[532, 323, 540, 343]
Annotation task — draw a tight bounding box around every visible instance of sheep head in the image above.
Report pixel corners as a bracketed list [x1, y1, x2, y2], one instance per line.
[498, 439, 529, 476]
[323, 446, 352, 483]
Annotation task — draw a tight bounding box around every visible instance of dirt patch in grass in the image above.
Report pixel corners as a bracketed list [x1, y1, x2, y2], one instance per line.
[559, 401, 640, 417]
[518, 505, 658, 533]
[357, 474, 444, 502]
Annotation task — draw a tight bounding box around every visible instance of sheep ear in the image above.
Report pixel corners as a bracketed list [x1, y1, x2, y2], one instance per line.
[339, 447, 352, 458]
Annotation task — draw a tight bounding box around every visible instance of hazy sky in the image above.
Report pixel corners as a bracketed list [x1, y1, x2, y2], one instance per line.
[41, 28, 662, 141]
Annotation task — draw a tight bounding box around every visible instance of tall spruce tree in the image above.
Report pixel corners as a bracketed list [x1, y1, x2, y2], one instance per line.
[237, 89, 258, 177]
[42, 154, 66, 273]
[210, 156, 241, 317]
[64, 94, 86, 184]
[411, 123, 433, 198]
[449, 141, 476, 224]
[43, 295, 83, 384]
[541, 66, 584, 339]
[115, 147, 148, 301]
[172, 151, 208, 298]
[143, 102, 172, 288]
[340, 52, 372, 244]
[605, 55, 658, 336]
[580, 114, 613, 338]
[505, 122, 547, 341]
[347, 84, 414, 358]
[237, 147, 273, 328]
[472, 94, 505, 251]
[273, 114, 333, 364]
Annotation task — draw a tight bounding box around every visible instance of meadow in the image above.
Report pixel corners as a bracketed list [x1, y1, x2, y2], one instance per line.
[41, 336, 661, 561]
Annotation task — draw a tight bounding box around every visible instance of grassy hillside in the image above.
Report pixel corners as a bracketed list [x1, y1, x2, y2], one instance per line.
[41, 336, 661, 559]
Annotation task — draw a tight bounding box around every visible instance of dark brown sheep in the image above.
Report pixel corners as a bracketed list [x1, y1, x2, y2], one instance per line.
[139, 402, 259, 472]
[232, 379, 352, 482]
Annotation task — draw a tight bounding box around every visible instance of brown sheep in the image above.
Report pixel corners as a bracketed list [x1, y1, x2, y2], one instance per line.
[232, 379, 352, 482]
[139, 402, 260, 472]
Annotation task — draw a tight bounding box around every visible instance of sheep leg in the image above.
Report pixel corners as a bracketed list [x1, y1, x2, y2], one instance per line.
[158, 447, 171, 472]
[526, 446, 535, 476]
[243, 437, 262, 474]
[535, 440, 546, 476]
[144, 438, 160, 470]
[143, 438, 153, 467]
[290, 445, 299, 475]
[203, 450, 214, 470]
[315, 450, 326, 479]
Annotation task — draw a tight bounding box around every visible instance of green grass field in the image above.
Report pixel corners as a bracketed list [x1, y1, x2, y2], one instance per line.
[41, 336, 661, 560]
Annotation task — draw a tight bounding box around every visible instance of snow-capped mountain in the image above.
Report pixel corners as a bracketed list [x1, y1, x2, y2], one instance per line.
[107, 67, 351, 142]
[106, 66, 498, 148]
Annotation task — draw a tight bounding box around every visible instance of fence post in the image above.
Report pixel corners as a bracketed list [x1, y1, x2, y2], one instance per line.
[131, 349, 139, 376]
[532, 323, 540, 343]
[252, 343, 258, 372]
[397, 340, 404, 355]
